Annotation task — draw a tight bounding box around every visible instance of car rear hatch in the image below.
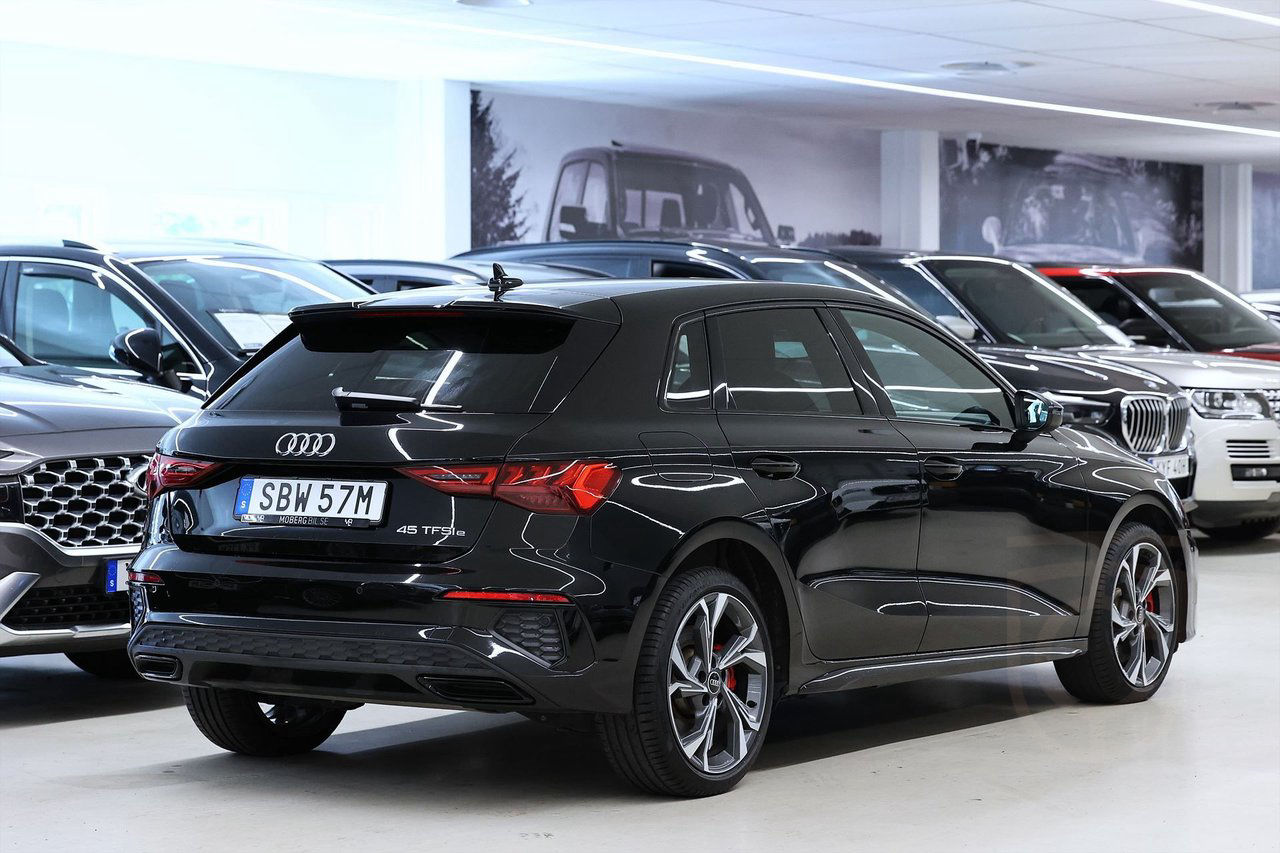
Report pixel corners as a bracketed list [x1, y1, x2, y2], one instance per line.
[158, 304, 618, 563]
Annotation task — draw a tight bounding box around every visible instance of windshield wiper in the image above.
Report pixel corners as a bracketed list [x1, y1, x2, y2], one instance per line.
[331, 387, 461, 412]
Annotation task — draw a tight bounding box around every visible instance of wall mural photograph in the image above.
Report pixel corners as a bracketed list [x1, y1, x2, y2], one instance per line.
[940, 139, 1204, 268]
[470, 89, 882, 251]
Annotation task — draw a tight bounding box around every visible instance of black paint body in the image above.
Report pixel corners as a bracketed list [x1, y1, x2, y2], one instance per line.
[131, 280, 1197, 715]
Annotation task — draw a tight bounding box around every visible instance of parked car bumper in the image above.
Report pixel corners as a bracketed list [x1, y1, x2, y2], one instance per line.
[1188, 413, 1280, 527]
[0, 525, 135, 656]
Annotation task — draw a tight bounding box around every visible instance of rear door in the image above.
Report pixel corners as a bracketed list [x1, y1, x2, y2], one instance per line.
[833, 307, 1088, 652]
[708, 304, 926, 660]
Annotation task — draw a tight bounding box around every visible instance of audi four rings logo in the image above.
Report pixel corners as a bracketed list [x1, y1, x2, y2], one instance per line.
[275, 433, 336, 457]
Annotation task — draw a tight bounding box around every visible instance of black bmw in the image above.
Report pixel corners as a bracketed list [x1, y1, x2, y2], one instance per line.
[129, 278, 1196, 796]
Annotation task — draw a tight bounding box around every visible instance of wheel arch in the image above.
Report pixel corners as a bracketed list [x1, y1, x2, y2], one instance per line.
[643, 519, 803, 696]
[1085, 491, 1193, 643]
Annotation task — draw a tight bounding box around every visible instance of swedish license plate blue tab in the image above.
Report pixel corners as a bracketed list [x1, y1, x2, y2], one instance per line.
[105, 558, 132, 594]
[235, 477, 256, 516]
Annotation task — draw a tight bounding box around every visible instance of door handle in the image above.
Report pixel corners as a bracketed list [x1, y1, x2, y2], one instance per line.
[751, 455, 801, 480]
[923, 456, 965, 481]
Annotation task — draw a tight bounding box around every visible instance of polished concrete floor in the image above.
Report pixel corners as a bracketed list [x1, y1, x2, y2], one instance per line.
[2, 534, 1277, 853]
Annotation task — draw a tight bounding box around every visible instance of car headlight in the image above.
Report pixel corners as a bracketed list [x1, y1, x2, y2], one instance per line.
[1044, 394, 1112, 426]
[1187, 389, 1270, 419]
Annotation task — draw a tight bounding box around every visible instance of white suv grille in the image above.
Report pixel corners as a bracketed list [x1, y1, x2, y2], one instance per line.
[19, 455, 151, 548]
[1120, 395, 1190, 455]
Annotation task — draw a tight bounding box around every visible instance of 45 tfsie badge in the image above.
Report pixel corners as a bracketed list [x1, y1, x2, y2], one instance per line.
[396, 525, 466, 537]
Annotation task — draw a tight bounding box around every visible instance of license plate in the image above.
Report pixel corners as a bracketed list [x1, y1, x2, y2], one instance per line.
[104, 558, 132, 594]
[234, 477, 388, 527]
[1148, 452, 1190, 479]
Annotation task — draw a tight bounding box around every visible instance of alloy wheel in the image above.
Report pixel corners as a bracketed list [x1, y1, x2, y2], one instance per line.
[667, 591, 769, 775]
[1111, 542, 1176, 688]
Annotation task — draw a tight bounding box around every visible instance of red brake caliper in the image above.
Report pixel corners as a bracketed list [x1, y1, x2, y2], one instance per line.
[713, 643, 738, 691]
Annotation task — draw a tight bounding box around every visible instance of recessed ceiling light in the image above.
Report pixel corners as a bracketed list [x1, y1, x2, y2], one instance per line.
[1197, 101, 1275, 113]
[941, 61, 1034, 76]
[457, 0, 531, 6]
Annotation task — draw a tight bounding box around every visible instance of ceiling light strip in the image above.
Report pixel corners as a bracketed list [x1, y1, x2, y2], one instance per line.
[279, 2, 1280, 138]
[1145, 0, 1280, 27]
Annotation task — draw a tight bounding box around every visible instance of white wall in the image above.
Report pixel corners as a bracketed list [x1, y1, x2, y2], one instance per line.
[0, 43, 409, 258]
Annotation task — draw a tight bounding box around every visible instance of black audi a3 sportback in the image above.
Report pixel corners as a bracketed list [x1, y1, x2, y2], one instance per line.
[130, 278, 1197, 796]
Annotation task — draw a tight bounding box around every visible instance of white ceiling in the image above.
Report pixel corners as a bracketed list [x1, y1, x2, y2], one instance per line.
[3, 0, 1278, 166]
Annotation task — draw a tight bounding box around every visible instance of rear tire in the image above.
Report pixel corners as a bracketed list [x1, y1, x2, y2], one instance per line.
[1202, 517, 1280, 542]
[65, 649, 139, 679]
[183, 686, 345, 756]
[597, 567, 774, 797]
[1055, 522, 1178, 704]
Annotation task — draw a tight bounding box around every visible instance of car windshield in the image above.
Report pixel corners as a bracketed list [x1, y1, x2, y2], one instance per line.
[846, 258, 973, 323]
[1111, 271, 1280, 350]
[139, 257, 370, 354]
[616, 157, 770, 243]
[924, 259, 1130, 348]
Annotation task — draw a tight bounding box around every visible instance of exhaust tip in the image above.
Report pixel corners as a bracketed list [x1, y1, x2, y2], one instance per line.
[134, 654, 182, 680]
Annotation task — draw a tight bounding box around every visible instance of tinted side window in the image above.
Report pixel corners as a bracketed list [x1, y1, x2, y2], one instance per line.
[714, 308, 860, 415]
[838, 309, 1013, 427]
[664, 319, 710, 410]
[652, 260, 735, 279]
[14, 263, 195, 372]
[538, 254, 633, 277]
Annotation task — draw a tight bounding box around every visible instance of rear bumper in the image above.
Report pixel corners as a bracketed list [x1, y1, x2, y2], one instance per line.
[0, 525, 135, 657]
[129, 606, 630, 714]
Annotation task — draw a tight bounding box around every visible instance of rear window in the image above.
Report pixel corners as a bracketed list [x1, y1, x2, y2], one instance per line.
[213, 312, 607, 414]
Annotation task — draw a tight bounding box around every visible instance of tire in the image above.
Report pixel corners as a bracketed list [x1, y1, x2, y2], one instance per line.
[1203, 517, 1280, 542]
[596, 567, 774, 797]
[183, 686, 346, 756]
[65, 649, 139, 679]
[1055, 522, 1179, 704]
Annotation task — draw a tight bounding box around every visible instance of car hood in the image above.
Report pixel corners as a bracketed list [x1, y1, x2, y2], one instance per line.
[1213, 343, 1280, 363]
[973, 345, 1179, 403]
[0, 366, 200, 438]
[1061, 346, 1280, 390]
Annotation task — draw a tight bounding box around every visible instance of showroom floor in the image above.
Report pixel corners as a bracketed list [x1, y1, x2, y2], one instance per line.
[2, 535, 1276, 853]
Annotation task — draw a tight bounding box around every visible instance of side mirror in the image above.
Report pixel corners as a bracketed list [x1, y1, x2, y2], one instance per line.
[111, 328, 162, 378]
[558, 205, 587, 239]
[1118, 316, 1171, 346]
[981, 215, 1003, 252]
[776, 224, 796, 244]
[110, 328, 188, 392]
[936, 314, 977, 341]
[1015, 390, 1063, 433]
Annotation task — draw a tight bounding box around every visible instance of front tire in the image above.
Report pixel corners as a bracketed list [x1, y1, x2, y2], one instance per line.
[1202, 517, 1280, 542]
[597, 567, 773, 797]
[65, 649, 139, 679]
[1055, 522, 1178, 704]
[183, 686, 346, 756]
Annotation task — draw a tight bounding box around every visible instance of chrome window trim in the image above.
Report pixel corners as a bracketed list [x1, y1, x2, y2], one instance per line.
[1, 254, 209, 381]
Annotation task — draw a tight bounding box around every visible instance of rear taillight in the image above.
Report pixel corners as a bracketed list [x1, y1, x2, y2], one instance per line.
[400, 460, 621, 515]
[146, 453, 222, 498]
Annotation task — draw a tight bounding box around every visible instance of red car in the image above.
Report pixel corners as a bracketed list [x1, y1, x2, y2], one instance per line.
[1038, 265, 1280, 363]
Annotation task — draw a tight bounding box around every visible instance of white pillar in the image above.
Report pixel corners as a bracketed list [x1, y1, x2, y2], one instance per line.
[880, 130, 940, 251]
[393, 79, 471, 259]
[1203, 163, 1252, 292]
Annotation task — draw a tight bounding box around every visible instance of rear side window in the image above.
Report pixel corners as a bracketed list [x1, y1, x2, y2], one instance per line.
[664, 319, 710, 410]
[713, 308, 861, 415]
[214, 312, 608, 414]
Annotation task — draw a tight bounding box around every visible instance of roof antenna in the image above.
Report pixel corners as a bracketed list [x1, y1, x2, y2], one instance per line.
[487, 262, 524, 301]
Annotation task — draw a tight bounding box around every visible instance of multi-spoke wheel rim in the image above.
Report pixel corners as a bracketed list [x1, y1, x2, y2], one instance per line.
[1112, 541, 1176, 688]
[667, 591, 769, 775]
